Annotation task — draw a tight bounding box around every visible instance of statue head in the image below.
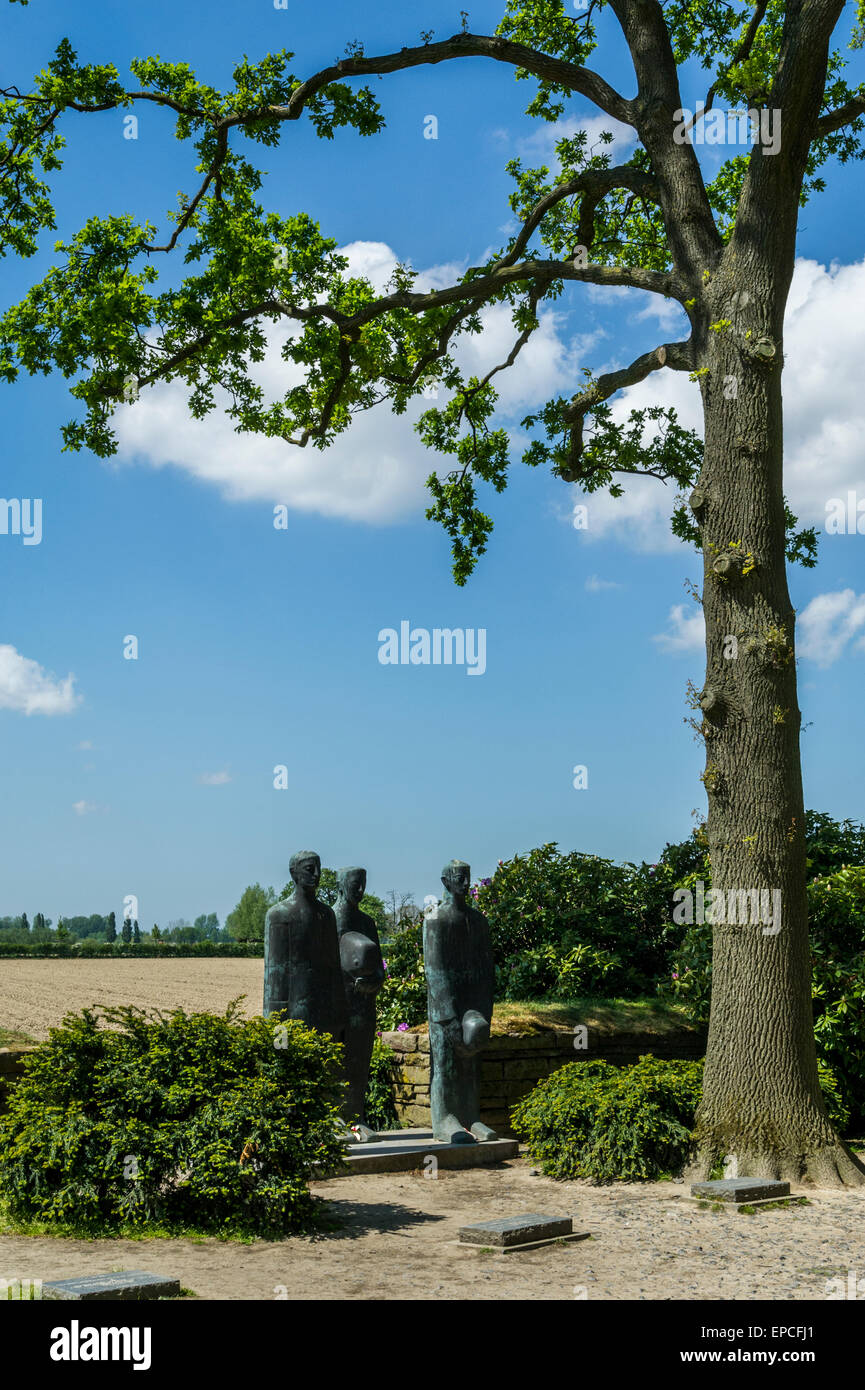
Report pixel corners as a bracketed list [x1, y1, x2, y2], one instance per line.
[289, 850, 321, 891]
[441, 859, 471, 901]
[337, 866, 367, 905]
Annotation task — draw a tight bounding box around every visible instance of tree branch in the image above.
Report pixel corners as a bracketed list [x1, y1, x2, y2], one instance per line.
[680, 0, 771, 137]
[321, 258, 689, 329]
[563, 339, 694, 424]
[607, 0, 722, 276]
[559, 338, 695, 480]
[731, 0, 848, 264]
[496, 165, 660, 268]
[268, 32, 635, 129]
[813, 91, 865, 138]
[144, 128, 229, 254]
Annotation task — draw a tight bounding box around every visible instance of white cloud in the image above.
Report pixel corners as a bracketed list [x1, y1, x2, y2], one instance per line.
[198, 770, 232, 786]
[0, 644, 81, 716]
[114, 241, 592, 523]
[112, 236, 865, 555]
[515, 113, 637, 167]
[585, 574, 623, 592]
[72, 800, 98, 816]
[653, 588, 865, 665]
[797, 590, 865, 668]
[780, 259, 865, 527]
[652, 603, 705, 653]
[632, 293, 691, 335]
[577, 256, 865, 552]
[76, 739, 93, 750]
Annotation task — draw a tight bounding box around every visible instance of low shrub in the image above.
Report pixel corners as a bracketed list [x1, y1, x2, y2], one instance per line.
[511, 1053, 853, 1183]
[511, 1055, 704, 1182]
[0, 1001, 345, 1237]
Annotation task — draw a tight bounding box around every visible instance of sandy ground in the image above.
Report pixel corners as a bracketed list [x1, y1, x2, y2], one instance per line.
[1, 1160, 864, 1301]
[0, 959, 264, 1040]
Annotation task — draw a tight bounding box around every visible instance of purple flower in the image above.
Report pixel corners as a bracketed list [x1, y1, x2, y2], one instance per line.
[397, 1022, 409, 1032]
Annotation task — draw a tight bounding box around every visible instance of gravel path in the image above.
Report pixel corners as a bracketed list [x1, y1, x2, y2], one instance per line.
[1, 1160, 863, 1300]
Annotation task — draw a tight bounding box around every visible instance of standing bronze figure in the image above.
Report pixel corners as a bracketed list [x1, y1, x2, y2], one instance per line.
[335, 865, 386, 1135]
[423, 859, 498, 1144]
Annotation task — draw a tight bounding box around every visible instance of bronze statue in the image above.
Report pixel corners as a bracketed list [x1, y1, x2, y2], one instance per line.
[263, 850, 347, 1045]
[423, 859, 498, 1144]
[335, 866, 386, 1136]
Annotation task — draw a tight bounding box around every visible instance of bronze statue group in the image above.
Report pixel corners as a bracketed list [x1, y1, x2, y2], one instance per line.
[263, 852, 498, 1144]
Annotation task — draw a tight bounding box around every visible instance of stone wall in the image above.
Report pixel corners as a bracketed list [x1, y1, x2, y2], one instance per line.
[1, 1033, 706, 1136]
[380, 1027, 706, 1134]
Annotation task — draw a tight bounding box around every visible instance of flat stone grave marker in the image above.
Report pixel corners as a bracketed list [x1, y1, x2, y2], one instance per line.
[335, 1127, 519, 1175]
[459, 1213, 576, 1249]
[41, 1271, 181, 1301]
[690, 1178, 791, 1205]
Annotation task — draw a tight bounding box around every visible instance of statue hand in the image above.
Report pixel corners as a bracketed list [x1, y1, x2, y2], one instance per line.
[459, 1010, 491, 1054]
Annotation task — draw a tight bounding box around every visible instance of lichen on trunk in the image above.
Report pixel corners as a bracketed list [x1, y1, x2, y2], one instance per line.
[687, 260, 865, 1187]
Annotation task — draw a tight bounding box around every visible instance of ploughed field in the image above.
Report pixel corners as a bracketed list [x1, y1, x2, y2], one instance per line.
[0, 959, 264, 1041]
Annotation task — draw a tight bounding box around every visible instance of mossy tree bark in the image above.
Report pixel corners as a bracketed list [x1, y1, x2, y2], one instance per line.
[681, 0, 865, 1186]
[689, 301, 865, 1185]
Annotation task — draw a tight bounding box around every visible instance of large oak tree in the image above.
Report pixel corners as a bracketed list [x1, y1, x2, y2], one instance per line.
[3, 0, 865, 1182]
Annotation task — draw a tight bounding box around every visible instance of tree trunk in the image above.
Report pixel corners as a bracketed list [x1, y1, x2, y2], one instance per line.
[686, 250, 865, 1187]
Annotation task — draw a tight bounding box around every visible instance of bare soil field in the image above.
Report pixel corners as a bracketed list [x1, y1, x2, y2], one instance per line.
[0, 959, 264, 1040]
[2, 1161, 863, 1300]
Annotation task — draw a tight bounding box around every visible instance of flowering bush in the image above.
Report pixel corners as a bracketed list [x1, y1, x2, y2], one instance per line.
[376, 922, 427, 1030]
[475, 843, 676, 997]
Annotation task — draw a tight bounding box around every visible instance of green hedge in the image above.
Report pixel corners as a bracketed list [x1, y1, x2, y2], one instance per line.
[511, 1056, 704, 1182]
[511, 1054, 850, 1183]
[0, 1001, 345, 1237]
[0, 941, 263, 958]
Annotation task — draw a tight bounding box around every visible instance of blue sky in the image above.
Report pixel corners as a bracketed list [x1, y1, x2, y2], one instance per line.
[1, 0, 864, 929]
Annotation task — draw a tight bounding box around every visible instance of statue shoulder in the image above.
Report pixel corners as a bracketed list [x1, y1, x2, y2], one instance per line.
[355, 906, 380, 938]
[266, 897, 293, 925]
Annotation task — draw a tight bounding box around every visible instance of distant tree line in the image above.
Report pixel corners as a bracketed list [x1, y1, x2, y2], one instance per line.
[224, 871, 418, 943]
[0, 910, 224, 945]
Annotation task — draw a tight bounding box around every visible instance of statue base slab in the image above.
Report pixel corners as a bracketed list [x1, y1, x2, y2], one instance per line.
[329, 1127, 518, 1175]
